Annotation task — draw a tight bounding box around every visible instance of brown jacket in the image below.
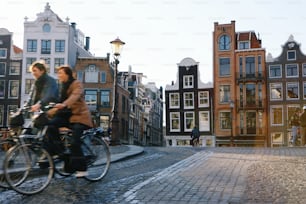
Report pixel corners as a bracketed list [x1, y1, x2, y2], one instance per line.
[62, 80, 93, 128]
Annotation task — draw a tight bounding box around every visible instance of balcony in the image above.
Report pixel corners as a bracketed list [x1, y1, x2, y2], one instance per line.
[236, 71, 265, 83]
[236, 99, 265, 111]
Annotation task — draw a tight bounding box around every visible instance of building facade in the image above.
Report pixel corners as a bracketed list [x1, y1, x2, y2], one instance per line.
[0, 28, 22, 128]
[21, 3, 92, 106]
[213, 20, 268, 146]
[165, 57, 214, 147]
[266, 35, 306, 147]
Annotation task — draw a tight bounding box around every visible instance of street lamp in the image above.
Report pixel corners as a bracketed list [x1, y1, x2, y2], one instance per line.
[230, 100, 235, 147]
[110, 37, 125, 146]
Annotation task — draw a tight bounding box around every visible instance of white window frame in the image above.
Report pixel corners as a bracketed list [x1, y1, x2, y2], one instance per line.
[170, 112, 180, 132]
[0, 62, 6, 76]
[169, 93, 180, 109]
[199, 111, 210, 131]
[0, 80, 4, 98]
[8, 80, 19, 99]
[269, 64, 282, 78]
[184, 111, 194, 131]
[85, 65, 98, 83]
[286, 82, 299, 100]
[183, 92, 194, 109]
[287, 50, 296, 61]
[270, 83, 283, 100]
[183, 75, 193, 89]
[0, 48, 7, 58]
[198, 91, 209, 107]
[220, 111, 231, 130]
[285, 64, 298, 78]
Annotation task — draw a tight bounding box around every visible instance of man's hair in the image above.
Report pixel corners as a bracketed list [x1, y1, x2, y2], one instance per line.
[30, 60, 47, 73]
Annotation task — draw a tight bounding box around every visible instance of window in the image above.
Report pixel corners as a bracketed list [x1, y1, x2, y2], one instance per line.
[0, 62, 5, 76]
[9, 61, 20, 75]
[183, 75, 193, 88]
[270, 83, 282, 100]
[245, 56, 255, 77]
[198, 91, 209, 107]
[0, 48, 7, 58]
[100, 71, 106, 83]
[25, 79, 34, 94]
[287, 82, 299, 99]
[9, 80, 19, 98]
[169, 93, 180, 109]
[220, 111, 231, 129]
[0, 105, 3, 126]
[55, 40, 65, 52]
[286, 64, 298, 77]
[287, 50, 296, 60]
[170, 112, 180, 132]
[183, 92, 194, 109]
[77, 71, 84, 82]
[246, 112, 256, 134]
[271, 106, 283, 126]
[218, 34, 231, 50]
[0, 80, 5, 98]
[184, 112, 194, 131]
[246, 84, 256, 105]
[41, 58, 50, 73]
[85, 65, 98, 83]
[219, 85, 230, 103]
[85, 90, 97, 108]
[239, 41, 250, 50]
[100, 90, 110, 107]
[42, 23, 51, 32]
[41, 40, 51, 54]
[303, 64, 306, 76]
[258, 56, 262, 77]
[219, 58, 230, 76]
[303, 82, 306, 99]
[26, 58, 37, 73]
[7, 105, 18, 124]
[199, 111, 210, 131]
[269, 65, 282, 78]
[54, 58, 65, 70]
[27, 40, 37, 52]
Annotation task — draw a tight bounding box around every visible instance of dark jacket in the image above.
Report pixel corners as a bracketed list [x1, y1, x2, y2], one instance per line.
[26, 73, 59, 107]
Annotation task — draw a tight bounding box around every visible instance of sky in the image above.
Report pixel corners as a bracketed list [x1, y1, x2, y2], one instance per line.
[1, 0, 306, 89]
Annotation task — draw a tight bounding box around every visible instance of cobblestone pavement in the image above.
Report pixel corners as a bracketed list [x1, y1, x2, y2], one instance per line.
[2, 147, 306, 203]
[115, 147, 306, 204]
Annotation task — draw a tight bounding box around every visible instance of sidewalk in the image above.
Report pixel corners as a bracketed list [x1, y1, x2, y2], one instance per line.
[109, 145, 144, 162]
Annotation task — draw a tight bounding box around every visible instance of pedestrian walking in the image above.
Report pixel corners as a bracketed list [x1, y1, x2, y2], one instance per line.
[290, 107, 301, 146]
[300, 106, 306, 146]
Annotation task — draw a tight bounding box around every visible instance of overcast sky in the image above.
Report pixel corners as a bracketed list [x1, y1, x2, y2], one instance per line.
[1, 0, 306, 88]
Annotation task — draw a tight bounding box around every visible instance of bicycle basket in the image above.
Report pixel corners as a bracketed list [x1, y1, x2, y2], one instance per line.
[9, 111, 24, 127]
[33, 112, 49, 128]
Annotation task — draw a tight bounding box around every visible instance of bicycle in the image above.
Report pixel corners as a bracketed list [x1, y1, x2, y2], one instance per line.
[3, 107, 111, 195]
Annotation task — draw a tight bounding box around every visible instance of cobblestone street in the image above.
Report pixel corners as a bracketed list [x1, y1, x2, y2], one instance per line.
[2, 147, 306, 203]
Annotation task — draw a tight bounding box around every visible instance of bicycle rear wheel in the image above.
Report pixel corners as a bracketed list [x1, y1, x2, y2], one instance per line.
[85, 136, 110, 181]
[0, 138, 16, 188]
[3, 144, 54, 195]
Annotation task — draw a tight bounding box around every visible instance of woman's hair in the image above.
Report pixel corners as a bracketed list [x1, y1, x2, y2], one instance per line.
[30, 60, 47, 73]
[56, 65, 74, 80]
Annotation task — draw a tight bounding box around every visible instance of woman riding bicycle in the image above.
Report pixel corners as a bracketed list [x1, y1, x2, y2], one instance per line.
[47, 65, 93, 178]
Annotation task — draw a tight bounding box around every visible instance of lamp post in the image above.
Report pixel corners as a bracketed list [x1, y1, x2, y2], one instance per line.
[109, 37, 125, 146]
[230, 100, 235, 147]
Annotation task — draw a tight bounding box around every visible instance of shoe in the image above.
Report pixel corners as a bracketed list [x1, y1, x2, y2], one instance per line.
[75, 171, 88, 178]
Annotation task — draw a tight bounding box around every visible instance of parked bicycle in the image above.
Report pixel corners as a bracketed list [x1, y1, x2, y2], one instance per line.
[2, 105, 111, 195]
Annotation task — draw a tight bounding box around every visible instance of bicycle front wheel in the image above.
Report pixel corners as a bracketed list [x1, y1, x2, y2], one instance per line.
[0, 138, 16, 188]
[3, 144, 54, 195]
[85, 136, 110, 181]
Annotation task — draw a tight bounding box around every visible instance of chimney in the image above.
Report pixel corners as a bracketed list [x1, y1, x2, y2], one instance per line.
[85, 36, 90, 50]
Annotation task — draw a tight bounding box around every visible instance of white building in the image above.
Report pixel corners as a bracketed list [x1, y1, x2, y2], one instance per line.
[21, 3, 92, 106]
